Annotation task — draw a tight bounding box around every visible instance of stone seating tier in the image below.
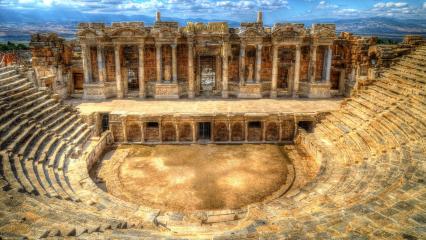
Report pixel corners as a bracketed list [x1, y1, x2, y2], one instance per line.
[0, 44, 425, 239]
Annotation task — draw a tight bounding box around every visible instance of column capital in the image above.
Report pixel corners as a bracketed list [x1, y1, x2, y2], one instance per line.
[155, 42, 162, 48]
[170, 43, 177, 49]
[257, 44, 263, 50]
[138, 43, 145, 48]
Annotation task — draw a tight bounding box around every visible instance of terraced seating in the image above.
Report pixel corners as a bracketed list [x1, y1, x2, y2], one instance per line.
[0, 45, 425, 239]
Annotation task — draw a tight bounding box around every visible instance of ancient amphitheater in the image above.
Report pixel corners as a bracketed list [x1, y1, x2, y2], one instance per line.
[0, 13, 425, 239]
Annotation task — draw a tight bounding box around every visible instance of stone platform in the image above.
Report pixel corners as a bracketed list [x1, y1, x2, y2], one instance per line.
[67, 98, 343, 115]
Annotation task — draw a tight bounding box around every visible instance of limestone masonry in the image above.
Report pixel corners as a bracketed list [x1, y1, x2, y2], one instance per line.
[0, 11, 425, 240]
[29, 12, 404, 100]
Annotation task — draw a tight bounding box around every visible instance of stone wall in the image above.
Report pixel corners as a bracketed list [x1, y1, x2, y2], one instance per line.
[82, 112, 319, 144]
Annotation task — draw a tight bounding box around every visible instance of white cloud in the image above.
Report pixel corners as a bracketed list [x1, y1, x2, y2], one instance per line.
[373, 2, 408, 8]
[317, 1, 338, 10]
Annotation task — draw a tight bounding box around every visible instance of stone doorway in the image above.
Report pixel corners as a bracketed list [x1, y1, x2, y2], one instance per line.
[198, 122, 211, 141]
[123, 46, 139, 93]
[73, 72, 84, 92]
[199, 56, 216, 96]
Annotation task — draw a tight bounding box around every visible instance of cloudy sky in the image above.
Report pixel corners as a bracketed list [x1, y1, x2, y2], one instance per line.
[1, 0, 425, 22]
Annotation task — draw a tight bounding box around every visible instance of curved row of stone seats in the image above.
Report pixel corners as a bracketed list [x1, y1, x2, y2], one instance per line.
[1, 45, 425, 239]
[0, 67, 144, 238]
[80, 44, 426, 239]
[209, 45, 425, 239]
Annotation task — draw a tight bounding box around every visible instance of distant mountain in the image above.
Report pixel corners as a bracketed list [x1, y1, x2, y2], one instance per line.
[0, 6, 425, 42]
[0, 7, 239, 26]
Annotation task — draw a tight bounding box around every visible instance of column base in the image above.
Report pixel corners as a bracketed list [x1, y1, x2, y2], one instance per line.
[270, 90, 277, 98]
[188, 91, 195, 99]
[299, 82, 331, 98]
[83, 82, 117, 100]
[222, 90, 229, 98]
[154, 82, 179, 99]
[238, 83, 262, 99]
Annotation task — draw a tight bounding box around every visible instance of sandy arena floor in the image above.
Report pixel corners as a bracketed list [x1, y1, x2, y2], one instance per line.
[94, 144, 290, 211]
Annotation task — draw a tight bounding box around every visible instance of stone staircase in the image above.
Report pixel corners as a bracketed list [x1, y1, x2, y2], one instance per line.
[0, 66, 150, 238]
[0, 45, 425, 239]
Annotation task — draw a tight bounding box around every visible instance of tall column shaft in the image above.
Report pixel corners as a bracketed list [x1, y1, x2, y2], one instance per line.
[138, 44, 145, 98]
[309, 45, 318, 82]
[192, 121, 196, 143]
[271, 45, 279, 98]
[82, 44, 91, 84]
[325, 45, 332, 83]
[121, 117, 127, 143]
[140, 122, 145, 143]
[156, 43, 162, 82]
[239, 44, 246, 85]
[222, 42, 229, 98]
[255, 44, 262, 83]
[188, 42, 195, 98]
[293, 44, 301, 97]
[171, 44, 177, 83]
[114, 44, 123, 98]
[97, 44, 106, 83]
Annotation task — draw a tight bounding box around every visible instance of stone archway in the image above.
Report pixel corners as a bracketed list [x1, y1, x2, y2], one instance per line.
[231, 122, 244, 141]
[127, 123, 141, 142]
[266, 122, 279, 141]
[179, 122, 192, 142]
[214, 122, 228, 142]
[162, 123, 176, 142]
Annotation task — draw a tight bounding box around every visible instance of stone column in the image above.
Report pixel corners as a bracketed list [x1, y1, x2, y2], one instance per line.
[228, 120, 232, 142]
[121, 116, 127, 143]
[188, 42, 195, 98]
[210, 121, 214, 142]
[255, 44, 262, 83]
[278, 118, 283, 142]
[245, 120, 248, 142]
[156, 43, 162, 82]
[239, 43, 246, 85]
[309, 45, 318, 83]
[114, 44, 123, 98]
[293, 44, 301, 97]
[325, 45, 332, 83]
[192, 121, 196, 143]
[171, 44, 177, 83]
[262, 121, 266, 142]
[140, 122, 145, 143]
[81, 44, 91, 84]
[175, 121, 180, 142]
[159, 120, 163, 143]
[222, 42, 229, 98]
[271, 45, 279, 98]
[138, 44, 145, 98]
[97, 44, 106, 83]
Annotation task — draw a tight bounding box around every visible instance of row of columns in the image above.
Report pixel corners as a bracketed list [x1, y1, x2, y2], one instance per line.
[238, 44, 263, 85]
[117, 119, 289, 143]
[155, 43, 178, 83]
[82, 42, 332, 99]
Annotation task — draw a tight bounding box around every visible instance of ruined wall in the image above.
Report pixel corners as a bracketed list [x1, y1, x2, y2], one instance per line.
[30, 33, 71, 98]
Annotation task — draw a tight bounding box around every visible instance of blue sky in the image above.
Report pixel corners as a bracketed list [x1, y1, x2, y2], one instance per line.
[1, 0, 425, 22]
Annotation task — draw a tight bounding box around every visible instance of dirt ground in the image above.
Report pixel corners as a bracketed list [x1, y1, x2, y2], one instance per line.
[95, 144, 290, 211]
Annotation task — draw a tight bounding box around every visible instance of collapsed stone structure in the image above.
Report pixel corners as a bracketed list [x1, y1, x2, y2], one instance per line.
[30, 12, 409, 100]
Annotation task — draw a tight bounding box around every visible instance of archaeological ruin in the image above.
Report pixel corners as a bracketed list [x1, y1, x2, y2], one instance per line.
[0, 11, 425, 239]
